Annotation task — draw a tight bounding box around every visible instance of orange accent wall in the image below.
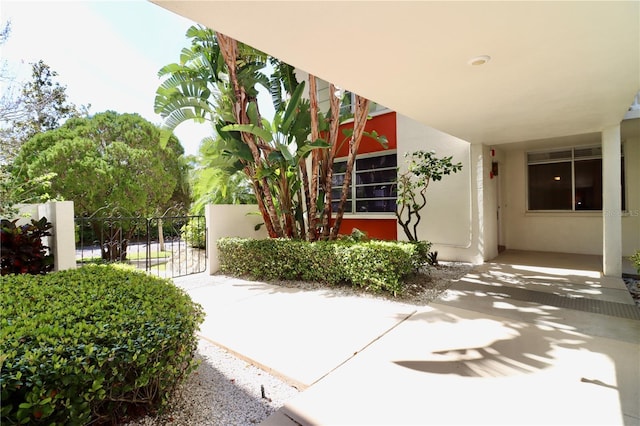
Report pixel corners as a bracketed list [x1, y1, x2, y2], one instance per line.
[335, 111, 397, 157]
[331, 111, 398, 240]
[338, 218, 397, 240]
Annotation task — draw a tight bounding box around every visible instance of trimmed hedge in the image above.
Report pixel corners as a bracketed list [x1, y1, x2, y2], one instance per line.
[0, 265, 204, 425]
[631, 250, 640, 274]
[217, 237, 431, 295]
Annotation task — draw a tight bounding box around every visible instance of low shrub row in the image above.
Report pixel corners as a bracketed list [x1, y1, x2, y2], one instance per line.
[217, 237, 431, 295]
[631, 250, 640, 274]
[0, 265, 204, 425]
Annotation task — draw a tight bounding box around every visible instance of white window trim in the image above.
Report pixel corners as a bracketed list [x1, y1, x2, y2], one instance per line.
[333, 150, 397, 216]
[525, 144, 625, 213]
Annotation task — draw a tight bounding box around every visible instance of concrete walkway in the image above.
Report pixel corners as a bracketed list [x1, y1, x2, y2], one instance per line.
[173, 250, 640, 426]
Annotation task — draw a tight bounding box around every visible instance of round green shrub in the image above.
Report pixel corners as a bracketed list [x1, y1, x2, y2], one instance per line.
[0, 265, 204, 425]
[180, 219, 206, 249]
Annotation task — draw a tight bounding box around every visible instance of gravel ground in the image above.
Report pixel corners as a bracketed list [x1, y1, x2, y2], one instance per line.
[125, 338, 300, 426]
[623, 275, 640, 307]
[125, 262, 472, 426]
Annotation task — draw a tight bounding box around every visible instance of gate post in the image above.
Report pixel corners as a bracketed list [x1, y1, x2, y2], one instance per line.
[38, 201, 76, 271]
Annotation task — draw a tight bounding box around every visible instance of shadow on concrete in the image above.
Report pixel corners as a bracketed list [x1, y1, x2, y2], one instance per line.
[391, 252, 639, 422]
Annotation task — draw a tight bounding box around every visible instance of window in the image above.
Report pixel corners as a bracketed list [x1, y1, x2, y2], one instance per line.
[527, 145, 625, 211]
[339, 91, 388, 117]
[332, 152, 397, 213]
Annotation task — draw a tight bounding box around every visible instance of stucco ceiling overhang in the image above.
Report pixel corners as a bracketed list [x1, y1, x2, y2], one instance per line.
[151, 1, 640, 146]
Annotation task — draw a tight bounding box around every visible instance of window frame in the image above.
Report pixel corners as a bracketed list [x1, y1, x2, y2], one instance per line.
[332, 150, 397, 215]
[525, 144, 625, 212]
[339, 91, 389, 117]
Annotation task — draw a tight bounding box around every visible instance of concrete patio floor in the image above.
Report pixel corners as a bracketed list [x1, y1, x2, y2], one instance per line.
[173, 250, 640, 426]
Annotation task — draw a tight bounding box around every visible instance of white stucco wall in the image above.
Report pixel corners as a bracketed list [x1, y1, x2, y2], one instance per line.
[7, 201, 76, 271]
[502, 131, 639, 257]
[205, 204, 269, 274]
[38, 201, 76, 271]
[396, 114, 498, 263]
[10, 204, 39, 225]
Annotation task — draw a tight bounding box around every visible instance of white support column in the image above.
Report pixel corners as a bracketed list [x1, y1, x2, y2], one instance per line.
[468, 144, 499, 264]
[602, 125, 622, 277]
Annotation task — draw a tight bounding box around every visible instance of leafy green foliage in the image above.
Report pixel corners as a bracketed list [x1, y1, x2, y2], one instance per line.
[10, 111, 189, 218]
[427, 250, 439, 267]
[396, 150, 463, 241]
[188, 135, 256, 215]
[339, 228, 369, 243]
[0, 266, 204, 425]
[1, 217, 53, 275]
[156, 26, 385, 240]
[180, 218, 206, 249]
[630, 250, 640, 274]
[0, 168, 56, 217]
[0, 60, 85, 164]
[217, 237, 431, 295]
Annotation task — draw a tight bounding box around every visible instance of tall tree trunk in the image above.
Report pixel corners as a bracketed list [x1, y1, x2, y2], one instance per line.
[157, 218, 165, 252]
[307, 75, 320, 241]
[320, 83, 342, 239]
[298, 157, 309, 241]
[246, 166, 277, 237]
[330, 95, 370, 239]
[217, 32, 284, 237]
[280, 172, 295, 238]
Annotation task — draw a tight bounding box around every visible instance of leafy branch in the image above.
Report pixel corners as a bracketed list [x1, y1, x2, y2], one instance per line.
[395, 150, 462, 241]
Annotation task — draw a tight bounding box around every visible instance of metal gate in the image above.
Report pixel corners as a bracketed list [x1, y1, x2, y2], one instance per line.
[75, 215, 206, 278]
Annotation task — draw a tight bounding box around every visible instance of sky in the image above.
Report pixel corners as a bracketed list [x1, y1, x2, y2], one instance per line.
[0, 0, 230, 157]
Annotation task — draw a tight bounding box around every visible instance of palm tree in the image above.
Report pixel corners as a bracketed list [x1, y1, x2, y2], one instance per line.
[155, 25, 384, 240]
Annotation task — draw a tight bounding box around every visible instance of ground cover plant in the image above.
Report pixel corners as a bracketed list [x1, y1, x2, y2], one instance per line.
[0, 265, 204, 425]
[630, 250, 640, 274]
[217, 237, 430, 295]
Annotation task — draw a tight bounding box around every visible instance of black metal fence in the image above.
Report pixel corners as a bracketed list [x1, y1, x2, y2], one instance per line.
[75, 215, 206, 278]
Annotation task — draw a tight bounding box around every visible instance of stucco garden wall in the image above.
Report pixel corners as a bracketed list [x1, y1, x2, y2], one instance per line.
[205, 204, 269, 274]
[4, 201, 76, 271]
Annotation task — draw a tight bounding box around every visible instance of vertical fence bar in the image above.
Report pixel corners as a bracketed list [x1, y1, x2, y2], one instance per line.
[73, 215, 206, 277]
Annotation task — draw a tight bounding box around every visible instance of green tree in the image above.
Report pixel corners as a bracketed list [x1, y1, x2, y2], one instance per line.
[155, 25, 384, 240]
[189, 135, 256, 214]
[1, 60, 85, 164]
[396, 150, 463, 241]
[11, 111, 190, 259]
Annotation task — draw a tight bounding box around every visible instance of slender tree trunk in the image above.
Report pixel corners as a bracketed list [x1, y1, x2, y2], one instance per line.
[330, 95, 370, 239]
[298, 157, 309, 241]
[157, 219, 165, 252]
[246, 167, 277, 237]
[280, 172, 295, 238]
[217, 32, 284, 237]
[307, 75, 320, 241]
[320, 83, 343, 239]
